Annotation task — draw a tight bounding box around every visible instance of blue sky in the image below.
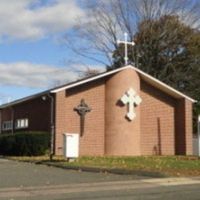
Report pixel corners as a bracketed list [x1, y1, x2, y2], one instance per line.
[0, 38, 68, 102]
[2, 0, 197, 105]
[0, 0, 105, 104]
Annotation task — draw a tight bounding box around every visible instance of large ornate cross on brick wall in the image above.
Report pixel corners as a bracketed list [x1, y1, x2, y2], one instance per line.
[74, 99, 91, 136]
[120, 88, 142, 121]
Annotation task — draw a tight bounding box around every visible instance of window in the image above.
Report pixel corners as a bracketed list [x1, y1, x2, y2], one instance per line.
[2, 121, 13, 131]
[16, 119, 29, 129]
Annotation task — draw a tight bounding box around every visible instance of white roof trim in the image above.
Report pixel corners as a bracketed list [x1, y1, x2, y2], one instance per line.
[131, 65, 196, 103]
[50, 66, 131, 93]
[50, 65, 196, 103]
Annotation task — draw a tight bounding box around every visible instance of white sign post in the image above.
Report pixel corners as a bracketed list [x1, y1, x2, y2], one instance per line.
[63, 133, 79, 158]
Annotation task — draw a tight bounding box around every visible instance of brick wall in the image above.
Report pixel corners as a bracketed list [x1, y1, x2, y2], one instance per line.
[14, 98, 51, 132]
[0, 108, 13, 133]
[0, 68, 193, 157]
[175, 99, 185, 154]
[1, 108, 13, 122]
[55, 79, 105, 156]
[184, 99, 193, 155]
[105, 68, 141, 156]
[140, 80, 176, 155]
[0, 97, 51, 133]
[55, 69, 193, 156]
[175, 99, 193, 155]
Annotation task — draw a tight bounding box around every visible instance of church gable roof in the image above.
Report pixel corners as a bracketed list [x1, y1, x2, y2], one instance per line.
[51, 65, 196, 103]
[0, 65, 196, 109]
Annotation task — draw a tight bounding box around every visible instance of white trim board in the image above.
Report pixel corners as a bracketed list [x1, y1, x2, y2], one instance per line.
[51, 65, 196, 103]
[132, 66, 196, 103]
[51, 66, 131, 93]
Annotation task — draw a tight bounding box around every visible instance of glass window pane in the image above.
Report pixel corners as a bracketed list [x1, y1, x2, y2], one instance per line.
[17, 120, 20, 128]
[25, 119, 28, 127]
[21, 120, 25, 127]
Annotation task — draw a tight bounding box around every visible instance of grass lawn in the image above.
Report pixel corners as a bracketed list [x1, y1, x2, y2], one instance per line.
[7, 155, 200, 177]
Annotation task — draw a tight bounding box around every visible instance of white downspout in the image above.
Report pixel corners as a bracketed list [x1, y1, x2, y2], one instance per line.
[0, 110, 2, 134]
[198, 115, 200, 156]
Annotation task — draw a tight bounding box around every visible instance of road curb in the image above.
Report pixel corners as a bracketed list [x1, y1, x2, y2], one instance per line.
[3, 157, 168, 178]
[38, 161, 168, 178]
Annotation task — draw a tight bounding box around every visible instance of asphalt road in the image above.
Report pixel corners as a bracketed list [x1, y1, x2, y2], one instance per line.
[0, 158, 200, 200]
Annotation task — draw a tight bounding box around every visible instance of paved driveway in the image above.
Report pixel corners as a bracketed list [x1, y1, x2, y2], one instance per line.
[0, 158, 200, 200]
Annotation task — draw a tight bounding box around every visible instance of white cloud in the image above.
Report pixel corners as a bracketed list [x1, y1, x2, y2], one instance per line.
[0, 0, 85, 41]
[0, 62, 77, 88]
[69, 64, 106, 73]
[0, 62, 105, 89]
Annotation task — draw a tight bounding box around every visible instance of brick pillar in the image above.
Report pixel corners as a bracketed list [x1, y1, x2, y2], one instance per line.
[55, 91, 66, 155]
[185, 99, 193, 155]
[175, 99, 193, 155]
[105, 68, 141, 156]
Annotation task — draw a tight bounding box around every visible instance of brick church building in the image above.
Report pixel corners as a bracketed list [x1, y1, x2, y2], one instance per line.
[0, 65, 196, 156]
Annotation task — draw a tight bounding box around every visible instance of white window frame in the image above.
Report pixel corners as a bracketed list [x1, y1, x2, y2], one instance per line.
[2, 121, 13, 131]
[15, 118, 29, 129]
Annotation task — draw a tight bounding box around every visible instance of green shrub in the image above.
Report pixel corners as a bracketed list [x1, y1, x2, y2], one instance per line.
[0, 135, 16, 155]
[0, 132, 50, 156]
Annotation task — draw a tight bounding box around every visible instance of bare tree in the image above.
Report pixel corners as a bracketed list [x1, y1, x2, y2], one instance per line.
[63, 0, 200, 129]
[77, 67, 101, 78]
[63, 0, 200, 67]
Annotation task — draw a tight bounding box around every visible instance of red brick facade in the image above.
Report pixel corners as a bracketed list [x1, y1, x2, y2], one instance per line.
[55, 79, 105, 156]
[0, 97, 51, 134]
[53, 68, 193, 156]
[175, 99, 193, 155]
[0, 67, 194, 156]
[105, 69, 141, 156]
[140, 80, 176, 155]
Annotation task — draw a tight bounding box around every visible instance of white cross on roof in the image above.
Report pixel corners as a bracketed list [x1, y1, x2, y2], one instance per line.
[117, 33, 135, 65]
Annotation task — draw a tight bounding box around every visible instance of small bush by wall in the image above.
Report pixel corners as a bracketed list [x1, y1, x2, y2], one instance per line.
[0, 132, 50, 156]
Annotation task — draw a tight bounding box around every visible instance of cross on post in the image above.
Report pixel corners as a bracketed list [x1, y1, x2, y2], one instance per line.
[117, 32, 135, 65]
[120, 88, 142, 121]
[74, 99, 91, 136]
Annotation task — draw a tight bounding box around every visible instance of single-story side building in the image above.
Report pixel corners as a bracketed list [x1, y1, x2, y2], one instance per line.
[0, 65, 196, 156]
